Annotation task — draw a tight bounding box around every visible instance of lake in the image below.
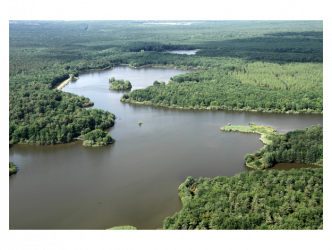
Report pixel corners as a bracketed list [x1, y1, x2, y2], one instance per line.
[9, 66, 323, 229]
[167, 50, 197, 55]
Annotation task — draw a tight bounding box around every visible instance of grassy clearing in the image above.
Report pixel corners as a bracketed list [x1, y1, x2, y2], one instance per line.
[220, 123, 277, 169]
[220, 123, 276, 145]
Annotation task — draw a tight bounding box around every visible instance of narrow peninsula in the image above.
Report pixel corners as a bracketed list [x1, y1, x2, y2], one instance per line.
[220, 123, 323, 169]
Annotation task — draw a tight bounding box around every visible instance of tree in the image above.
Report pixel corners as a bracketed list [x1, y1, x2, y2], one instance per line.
[244, 154, 254, 163]
[263, 152, 274, 166]
[153, 80, 160, 86]
[254, 160, 262, 167]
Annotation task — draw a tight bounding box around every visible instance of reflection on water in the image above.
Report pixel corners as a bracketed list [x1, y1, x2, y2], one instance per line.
[9, 66, 323, 229]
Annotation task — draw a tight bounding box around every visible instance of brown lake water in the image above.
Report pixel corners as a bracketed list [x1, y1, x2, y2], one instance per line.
[9, 66, 323, 229]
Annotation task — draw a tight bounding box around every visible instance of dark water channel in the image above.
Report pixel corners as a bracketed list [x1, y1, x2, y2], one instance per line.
[9, 66, 323, 229]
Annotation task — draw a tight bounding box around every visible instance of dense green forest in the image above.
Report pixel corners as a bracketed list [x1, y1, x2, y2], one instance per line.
[109, 78, 132, 90]
[228, 62, 322, 91]
[9, 92, 115, 145]
[123, 68, 322, 113]
[163, 168, 323, 230]
[244, 124, 323, 169]
[220, 123, 323, 169]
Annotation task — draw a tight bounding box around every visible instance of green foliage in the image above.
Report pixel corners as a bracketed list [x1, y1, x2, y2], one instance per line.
[260, 124, 323, 167]
[109, 79, 132, 90]
[153, 80, 161, 86]
[254, 159, 262, 167]
[254, 151, 262, 158]
[163, 168, 323, 230]
[123, 68, 322, 113]
[245, 154, 254, 163]
[83, 129, 114, 147]
[242, 124, 322, 169]
[263, 152, 275, 167]
[221, 124, 276, 146]
[224, 124, 322, 169]
[228, 62, 322, 91]
[9, 161, 17, 175]
[9, 98, 115, 145]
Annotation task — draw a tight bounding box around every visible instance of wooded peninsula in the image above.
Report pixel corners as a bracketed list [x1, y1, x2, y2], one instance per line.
[9, 20, 323, 230]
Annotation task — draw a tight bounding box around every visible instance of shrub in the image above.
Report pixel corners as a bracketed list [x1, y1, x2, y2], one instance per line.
[9, 161, 17, 175]
[244, 154, 254, 163]
[254, 151, 262, 157]
[254, 159, 262, 167]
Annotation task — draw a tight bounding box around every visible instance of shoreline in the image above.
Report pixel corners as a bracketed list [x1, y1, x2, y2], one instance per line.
[220, 123, 323, 169]
[119, 63, 204, 71]
[54, 77, 71, 90]
[121, 99, 322, 115]
[220, 123, 276, 145]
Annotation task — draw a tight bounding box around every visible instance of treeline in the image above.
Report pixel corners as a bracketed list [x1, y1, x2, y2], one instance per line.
[83, 129, 114, 147]
[122, 68, 322, 114]
[163, 168, 323, 229]
[9, 21, 322, 75]
[245, 125, 323, 169]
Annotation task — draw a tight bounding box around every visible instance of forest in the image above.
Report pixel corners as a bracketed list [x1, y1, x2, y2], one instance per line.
[123, 68, 322, 113]
[9, 91, 115, 145]
[245, 125, 323, 169]
[163, 168, 323, 230]
[220, 124, 323, 169]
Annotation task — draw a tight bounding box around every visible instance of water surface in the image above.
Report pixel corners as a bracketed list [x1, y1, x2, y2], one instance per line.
[9, 66, 323, 229]
[167, 50, 197, 55]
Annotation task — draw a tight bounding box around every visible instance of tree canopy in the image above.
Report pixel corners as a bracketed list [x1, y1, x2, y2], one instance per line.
[163, 168, 323, 230]
[109, 79, 132, 90]
[122, 68, 322, 114]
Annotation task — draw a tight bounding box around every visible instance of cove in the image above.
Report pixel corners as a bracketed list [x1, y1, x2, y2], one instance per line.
[9, 66, 323, 229]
